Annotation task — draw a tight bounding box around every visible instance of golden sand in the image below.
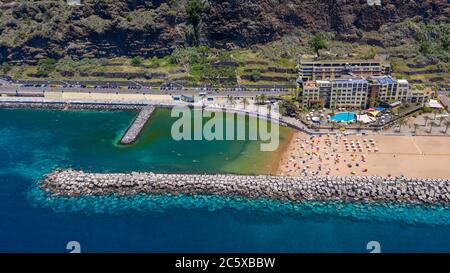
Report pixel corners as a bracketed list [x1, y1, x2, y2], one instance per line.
[278, 132, 450, 179]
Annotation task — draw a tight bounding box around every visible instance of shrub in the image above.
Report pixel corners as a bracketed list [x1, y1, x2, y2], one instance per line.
[279, 100, 299, 117]
[36, 58, 57, 77]
[250, 70, 261, 82]
[131, 56, 143, 67]
[422, 106, 433, 113]
[310, 33, 327, 57]
[186, 0, 204, 46]
[1, 63, 11, 75]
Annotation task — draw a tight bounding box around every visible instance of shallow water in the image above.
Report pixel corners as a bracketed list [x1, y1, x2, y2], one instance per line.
[0, 108, 449, 252]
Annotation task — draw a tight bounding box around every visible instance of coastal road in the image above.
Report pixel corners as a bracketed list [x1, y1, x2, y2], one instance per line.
[0, 86, 292, 97]
[0, 79, 11, 86]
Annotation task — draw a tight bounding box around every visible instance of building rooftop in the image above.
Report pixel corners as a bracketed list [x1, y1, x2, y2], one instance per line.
[371, 76, 396, 85]
[438, 95, 450, 108]
[303, 81, 318, 89]
[333, 78, 368, 84]
[300, 59, 383, 65]
[428, 99, 444, 109]
[316, 80, 331, 84]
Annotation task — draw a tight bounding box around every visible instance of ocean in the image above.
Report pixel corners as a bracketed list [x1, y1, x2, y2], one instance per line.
[0, 108, 449, 252]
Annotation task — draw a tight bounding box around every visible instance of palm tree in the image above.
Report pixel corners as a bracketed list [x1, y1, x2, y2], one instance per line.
[331, 121, 336, 131]
[294, 87, 301, 101]
[439, 116, 446, 126]
[397, 118, 407, 132]
[310, 33, 327, 57]
[227, 95, 235, 106]
[413, 123, 420, 134]
[357, 121, 364, 132]
[429, 121, 437, 134]
[255, 95, 260, 105]
[443, 120, 450, 134]
[242, 98, 249, 110]
[259, 94, 267, 105]
[424, 115, 430, 127]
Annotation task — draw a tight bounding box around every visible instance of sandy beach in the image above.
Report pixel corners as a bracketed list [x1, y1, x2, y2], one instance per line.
[278, 132, 450, 179]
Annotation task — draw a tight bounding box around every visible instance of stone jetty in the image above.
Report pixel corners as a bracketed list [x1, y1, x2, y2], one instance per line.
[119, 106, 155, 144]
[40, 169, 450, 205]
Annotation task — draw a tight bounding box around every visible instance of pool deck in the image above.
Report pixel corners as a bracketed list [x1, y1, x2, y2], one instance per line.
[330, 112, 357, 122]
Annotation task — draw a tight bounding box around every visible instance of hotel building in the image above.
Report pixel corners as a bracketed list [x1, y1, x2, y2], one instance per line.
[302, 77, 369, 109]
[298, 59, 390, 82]
[368, 76, 410, 106]
[302, 75, 432, 109]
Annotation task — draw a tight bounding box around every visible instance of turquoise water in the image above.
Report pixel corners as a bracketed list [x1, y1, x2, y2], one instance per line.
[0, 108, 449, 252]
[331, 112, 357, 122]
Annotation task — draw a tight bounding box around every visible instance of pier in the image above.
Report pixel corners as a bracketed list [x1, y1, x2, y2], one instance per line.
[119, 106, 155, 145]
[41, 169, 450, 205]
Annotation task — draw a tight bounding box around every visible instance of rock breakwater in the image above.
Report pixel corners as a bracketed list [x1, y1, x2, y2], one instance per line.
[119, 106, 155, 144]
[40, 170, 450, 205]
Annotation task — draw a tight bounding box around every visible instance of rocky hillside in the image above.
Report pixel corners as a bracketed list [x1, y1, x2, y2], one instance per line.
[0, 0, 448, 63]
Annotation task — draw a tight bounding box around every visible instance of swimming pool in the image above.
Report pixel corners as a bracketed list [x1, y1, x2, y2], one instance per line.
[330, 112, 357, 122]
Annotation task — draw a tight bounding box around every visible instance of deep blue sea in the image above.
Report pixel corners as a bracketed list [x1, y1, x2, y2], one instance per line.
[0, 108, 449, 253]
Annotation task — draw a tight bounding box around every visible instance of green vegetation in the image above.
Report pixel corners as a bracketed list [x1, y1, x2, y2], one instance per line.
[36, 58, 57, 77]
[0, 16, 447, 87]
[279, 99, 299, 117]
[255, 94, 267, 105]
[250, 70, 262, 82]
[422, 106, 433, 114]
[169, 46, 237, 85]
[414, 23, 449, 63]
[1, 63, 11, 75]
[186, 0, 205, 46]
[310, 34, 327, 57]
[142, 56, 177, 71]
[131, 56, 144, 67]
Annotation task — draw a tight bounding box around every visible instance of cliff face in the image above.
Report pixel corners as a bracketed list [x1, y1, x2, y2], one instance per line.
[0, 0, 448, 63]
